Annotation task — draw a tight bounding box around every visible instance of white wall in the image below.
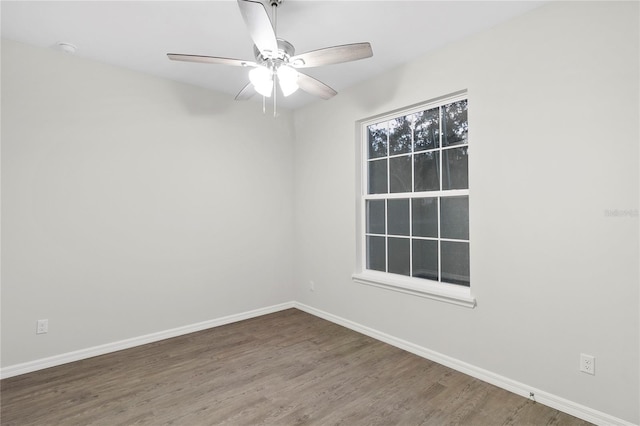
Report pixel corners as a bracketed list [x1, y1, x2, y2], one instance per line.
[2, 1, 638, 424]
[293, 2, 638, 424]
[1, 39, 295, 366]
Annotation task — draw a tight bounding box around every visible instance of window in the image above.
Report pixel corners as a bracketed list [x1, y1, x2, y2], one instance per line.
[354, 93, 475, 308]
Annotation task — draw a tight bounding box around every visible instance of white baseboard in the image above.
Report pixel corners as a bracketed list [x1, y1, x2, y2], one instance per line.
[0, 302, 295, 380]
[1, 301, 634, 426]
[293, 302, 636, 426]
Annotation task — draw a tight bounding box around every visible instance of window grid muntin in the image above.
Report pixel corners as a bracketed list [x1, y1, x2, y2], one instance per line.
[363, 95, 468, 286]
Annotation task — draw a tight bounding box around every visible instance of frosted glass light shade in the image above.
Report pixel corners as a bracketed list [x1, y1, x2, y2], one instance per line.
[249, 66, 273, 97]
[277, 65, 299, 97]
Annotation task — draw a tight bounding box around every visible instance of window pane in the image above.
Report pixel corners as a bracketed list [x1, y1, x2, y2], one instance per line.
[412, 239, 438, 281]
[389, 155, 412, 193]
[388, 237, 410, 276]
[414, 151, 440, 192]
[440, 196, 469, 240]
[368, 159, 388, 194]
[367, 236, 386, 272]
[368, 122, 388, 159]
[412, 197, 438, 238]
[389, 116, 413, 155]
[442, 100, 468, 147]
[363, 97, 469, 287]
[366, 200, 385, 234]
[442, 146, 468, 190]
[414, 107, 440, 151]
[387, 199, 410, 236]
[441, 241, 470, 286]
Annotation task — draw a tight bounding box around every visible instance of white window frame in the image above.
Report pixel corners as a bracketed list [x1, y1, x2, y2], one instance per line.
[352, 91, 476, 308]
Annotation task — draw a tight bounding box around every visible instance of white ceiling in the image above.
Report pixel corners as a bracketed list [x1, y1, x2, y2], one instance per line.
[1, 0, 544, 109]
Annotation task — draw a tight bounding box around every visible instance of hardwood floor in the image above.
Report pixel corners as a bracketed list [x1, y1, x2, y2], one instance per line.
[1, 309, 591, 425]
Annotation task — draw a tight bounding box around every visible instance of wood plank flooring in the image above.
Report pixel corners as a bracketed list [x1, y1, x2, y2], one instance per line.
[1, 309, 592, 425]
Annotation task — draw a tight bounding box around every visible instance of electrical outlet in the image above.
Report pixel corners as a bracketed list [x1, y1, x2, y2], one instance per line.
[309, 280, 315, 292]
[580, 353, 595, 375]
[36, 319, 49, 334]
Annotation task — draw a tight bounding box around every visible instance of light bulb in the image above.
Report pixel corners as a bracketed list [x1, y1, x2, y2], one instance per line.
[277, 65, 299, 97]
[249, 66, 273, 97]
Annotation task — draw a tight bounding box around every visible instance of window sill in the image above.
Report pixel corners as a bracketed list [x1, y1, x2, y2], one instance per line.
[352, 271, 476, 308]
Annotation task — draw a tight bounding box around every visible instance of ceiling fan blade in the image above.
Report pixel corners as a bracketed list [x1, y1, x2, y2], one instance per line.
[290, 43, 373, 68]
[297, 72, 337, 100]
[167, 54, 256, 67]
[235, 82, 256, 101]
[237, 0, 278, 57]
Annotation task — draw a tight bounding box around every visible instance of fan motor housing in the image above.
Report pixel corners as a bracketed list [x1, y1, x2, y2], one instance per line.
[254, 38, 295, 64]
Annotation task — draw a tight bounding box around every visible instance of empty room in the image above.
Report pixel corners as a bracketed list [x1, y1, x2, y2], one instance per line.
[1, 1, 638, 425]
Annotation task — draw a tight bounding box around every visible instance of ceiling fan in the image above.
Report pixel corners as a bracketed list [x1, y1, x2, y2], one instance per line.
[167, 0, 373, 112]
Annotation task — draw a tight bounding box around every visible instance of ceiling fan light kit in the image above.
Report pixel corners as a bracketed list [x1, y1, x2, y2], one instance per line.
[250, 39, 300, 98]
[167, 0, 373, 115]
[249, 66, 274, 97]
[277, 66, 299, 96]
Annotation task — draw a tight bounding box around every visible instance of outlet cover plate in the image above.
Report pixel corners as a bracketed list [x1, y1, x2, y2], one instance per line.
[580, 353, 595, 375]
[36, 319, 48, 334]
